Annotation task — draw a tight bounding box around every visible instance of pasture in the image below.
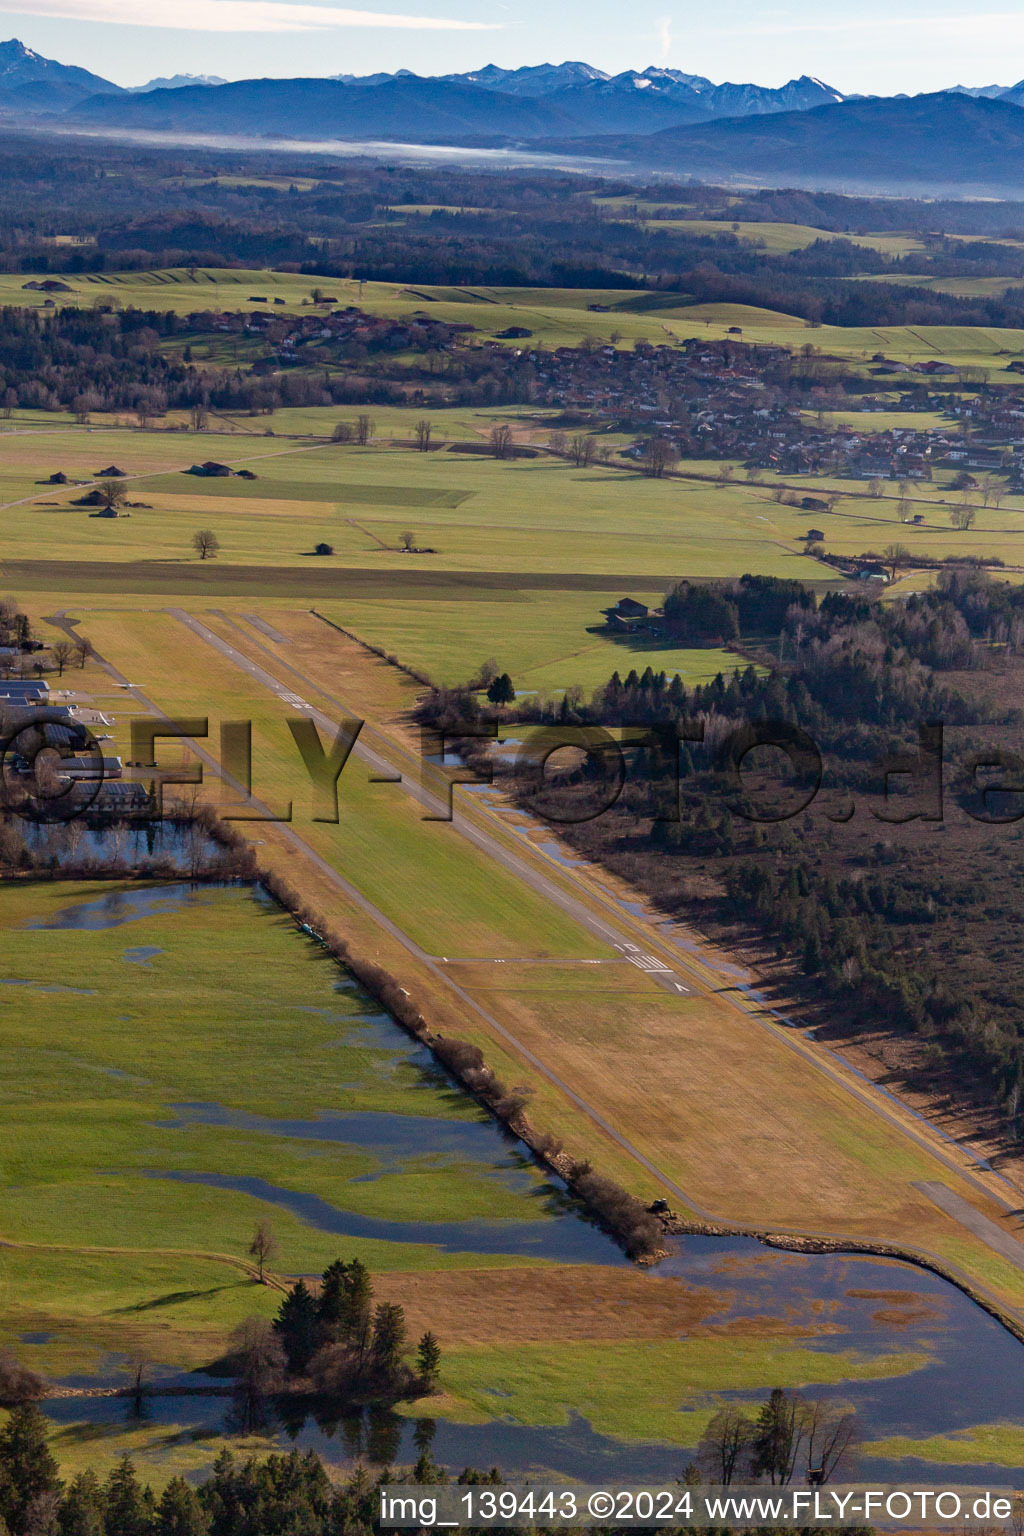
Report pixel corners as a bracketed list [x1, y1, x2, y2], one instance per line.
[799, 409, 956, 432]
[312, 587, 742, 691]
[0, 425, 832, 581]
[779, 491, 1024, 568]
[0, 268, 691, 347]
[660, 305, 1024, 368]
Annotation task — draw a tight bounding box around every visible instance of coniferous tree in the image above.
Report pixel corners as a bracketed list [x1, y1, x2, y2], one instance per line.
[369, 1303, 407, 1381]
[416, 1332, 441, 1391]
[273, 1281, 320, 1375]
[155, 1478, 209, 1536]
[751, 1388, 807, 1486]
[0, 1405, 60, 1536]
[104, 1456, 156, 1536]
[341, 1260, 372, 1348]
[316, 1260, 349, 1346]
[57, 1471, 105, 1536]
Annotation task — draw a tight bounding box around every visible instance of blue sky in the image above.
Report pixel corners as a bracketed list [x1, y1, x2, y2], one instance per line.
[3, 0, 1022, 92]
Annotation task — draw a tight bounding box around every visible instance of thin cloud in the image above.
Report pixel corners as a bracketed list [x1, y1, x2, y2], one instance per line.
[0, 0, 498, 31]
[655, 14, 671, 59]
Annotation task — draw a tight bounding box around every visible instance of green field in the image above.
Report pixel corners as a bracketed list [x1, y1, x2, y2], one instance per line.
[0, 269, 692, 348]
[854, 274, 1024, 299]
[800, 409, 956, 432]
[864, 1422, 1024, 1469]
[3, 877, 944, 1483]
[436, 1336, 929, 1449]
[12, 267, 1024, 369]
[75, 607, 618, 960]
[315, 588, 743, 691]
[0, 880, 558, 1260]
[660, 304, 1024, 367]
[0, 424, 832, 582]
[626, 218, 927, 258]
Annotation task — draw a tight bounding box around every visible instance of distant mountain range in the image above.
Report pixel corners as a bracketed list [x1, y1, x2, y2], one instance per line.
[6, 39, 1024, 193]
[65, 61, 847, 141]
[566, 92, 1024, 195]
[0, 39, 848, 134]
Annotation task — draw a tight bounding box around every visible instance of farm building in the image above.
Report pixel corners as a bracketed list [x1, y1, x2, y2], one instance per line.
[187, 461, 233, 477]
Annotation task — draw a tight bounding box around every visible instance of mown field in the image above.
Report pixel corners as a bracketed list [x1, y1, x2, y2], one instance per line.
[312, 588, 741, 692]
[11, 413, 1024, 663]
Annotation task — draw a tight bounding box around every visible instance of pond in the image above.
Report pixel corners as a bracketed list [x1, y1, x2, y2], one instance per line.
[24, 819, 225, 874]
[24, 881, 231, 930]
[40, 1238, 1024, 1484]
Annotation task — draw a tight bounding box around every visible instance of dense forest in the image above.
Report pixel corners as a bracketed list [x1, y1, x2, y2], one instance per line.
[419, 572, 1024, 1143]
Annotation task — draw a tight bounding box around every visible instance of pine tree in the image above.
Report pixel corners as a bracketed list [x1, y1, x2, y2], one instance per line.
[155, 1478, 209, 1536]
[342, 1259, 372, 1347]
[416, 1332, 441, 1391]
[369, 1303, 407, 1381]
[413, 1448, 443, 1485]
[751, 1387, 806, 1485]
[104, 1456, 156, 1536]
[802, 930, 823, 974]
[317, 1259, 347, 1345]
[0, 1404, 60, 1536]
[57, 1471, 105, 1536]
[273, 1281, 320, 1375]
